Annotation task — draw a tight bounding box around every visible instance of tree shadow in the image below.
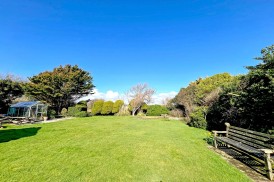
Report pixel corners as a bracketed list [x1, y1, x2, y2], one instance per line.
[0, 127, 41, 143]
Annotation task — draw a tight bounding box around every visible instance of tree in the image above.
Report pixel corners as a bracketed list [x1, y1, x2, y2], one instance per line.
[91, 100, 104, 115]
[24, 65, 94, 114]
[236, 45, 274, 131]
[112, 100, 124, 114]
[207, 45, 274, 132]
[126, 83, 155, 116]
[0, 74, 24, 113]
[101, 101, 114, 115]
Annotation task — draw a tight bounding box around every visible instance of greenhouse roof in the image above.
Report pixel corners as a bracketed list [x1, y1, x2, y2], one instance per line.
[10, 101, 42, 108]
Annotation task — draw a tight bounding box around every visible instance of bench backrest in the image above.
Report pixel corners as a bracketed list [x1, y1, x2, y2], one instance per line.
[225, 123, 274, 150]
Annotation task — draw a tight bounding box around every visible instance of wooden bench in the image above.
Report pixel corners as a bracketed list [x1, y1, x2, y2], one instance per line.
[213, 123, 274, 180]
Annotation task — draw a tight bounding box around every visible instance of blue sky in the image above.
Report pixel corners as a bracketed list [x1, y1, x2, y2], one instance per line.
[1, 0, 274, 102]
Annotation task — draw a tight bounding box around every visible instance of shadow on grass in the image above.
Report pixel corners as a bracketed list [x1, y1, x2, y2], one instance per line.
[0, 127, 41, 143]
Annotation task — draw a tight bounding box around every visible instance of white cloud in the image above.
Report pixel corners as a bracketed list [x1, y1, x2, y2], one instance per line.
[78, 89, 121, 102]
[78, 89, 177, 105]
[151, 91, 178, 105]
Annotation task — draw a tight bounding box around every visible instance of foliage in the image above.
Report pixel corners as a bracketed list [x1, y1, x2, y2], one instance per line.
[168, 109, 183, 118]
[47, 108, 57, 119]
[141, 103, 148, 113]
[112, 100, 124, 114]
[24, 65, 94, 114]
[0, 117, 251, 182]
[91, 100, 104, 115]
[236, 45, 274, 131]
[0, 75, 24, 113]
[67, 107, 87, 117]
[61, 108, 68, 117]
[173, 73, 235, 120]
[172, 81, 198, 118]
[206, 77, 243, 131]
[207, 45, 274, 132]
[146, 105, 169, 116]
[101, 101, 114, 115]
[116, 105, 131, 116]
[194, 73, 234, 104]
[188, 107, 207, 129]
[87, 99, 99, 113]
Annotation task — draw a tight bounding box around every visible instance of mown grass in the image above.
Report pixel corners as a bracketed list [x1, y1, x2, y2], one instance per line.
[0, 116, 251, 181]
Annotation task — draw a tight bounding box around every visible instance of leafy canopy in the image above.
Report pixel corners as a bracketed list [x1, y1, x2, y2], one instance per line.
[24, 65, 94, 113]
[0, 75, 24, 113]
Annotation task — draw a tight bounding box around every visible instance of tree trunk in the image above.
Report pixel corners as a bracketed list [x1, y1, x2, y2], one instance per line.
[132, 110, 136, 116]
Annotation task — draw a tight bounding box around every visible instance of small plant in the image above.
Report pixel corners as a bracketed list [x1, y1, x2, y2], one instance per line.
[205, 132, 214, 145]
[61, 108, 68, 117]
[47, 109, 56, 119]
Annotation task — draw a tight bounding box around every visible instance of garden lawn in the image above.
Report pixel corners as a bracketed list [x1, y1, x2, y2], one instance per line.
[0, 116, 251, 182]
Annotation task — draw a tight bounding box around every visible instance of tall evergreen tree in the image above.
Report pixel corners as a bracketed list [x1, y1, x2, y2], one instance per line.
[24, 65, 94, 113]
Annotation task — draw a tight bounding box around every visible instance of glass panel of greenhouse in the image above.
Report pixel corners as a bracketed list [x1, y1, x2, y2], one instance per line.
[7, 101, 48, 121]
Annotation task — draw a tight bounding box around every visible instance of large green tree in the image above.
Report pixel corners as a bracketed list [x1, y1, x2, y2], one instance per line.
[0, 75, 24, 113]
[24, 65, 94, 113]
[172, 73, 235, 120]
[207, 45, 274, 132]
[237, 45, 274, 131]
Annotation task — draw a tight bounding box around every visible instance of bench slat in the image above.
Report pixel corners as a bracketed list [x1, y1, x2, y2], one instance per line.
[217, 137, 263, 155]
[230, 126, 271, 138]
[228, 132, 270, 149]
[229, 128, 270, 142]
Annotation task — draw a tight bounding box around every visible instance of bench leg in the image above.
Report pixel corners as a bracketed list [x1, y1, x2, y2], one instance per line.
[213, 138, 218, 148]
[264, 153, 273, 180]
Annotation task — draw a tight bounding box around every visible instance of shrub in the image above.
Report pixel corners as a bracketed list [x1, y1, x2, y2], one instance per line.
[188, 107, 207, 129]
[91, 100, 104, 115]
[74, 111, 88, 117]
[101, 101, 114, 115]
[137, 110, 146, 116]
[146, 105, 169, 116]
[112, 100, 124, 114]
[169, 109, 183, 118]
[87, 99, 98, 113]
[76, 101, 87, 111]
[67, 107, 87, 117]
[141, 103, 148, 113]
[61, 108, 68, 117]
[116, 105, 131, 116]
[47, 109, 56, 119]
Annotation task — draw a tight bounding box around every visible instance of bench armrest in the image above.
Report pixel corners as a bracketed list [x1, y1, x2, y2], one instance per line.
[259, 149, 274, 154]
[212, 130, 227, 137]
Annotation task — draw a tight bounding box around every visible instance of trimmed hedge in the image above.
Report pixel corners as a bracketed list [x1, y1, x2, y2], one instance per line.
[101, 101, 114, 115]
[146, 105, 169, 116]
[91, 100, 104, 115]
[112, 100, 124, 114]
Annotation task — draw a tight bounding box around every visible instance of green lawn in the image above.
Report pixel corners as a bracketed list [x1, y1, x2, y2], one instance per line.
[0, 116, 251, 181]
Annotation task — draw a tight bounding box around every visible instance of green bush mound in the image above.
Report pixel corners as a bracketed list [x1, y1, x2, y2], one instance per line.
[91, 100, 104, 115]
[188, 107, 207, 129]
[101, 101, 114, 115]
[146, 105, 169, 116]
[112, 100, 124, 114]
[68, 107, 87, 117]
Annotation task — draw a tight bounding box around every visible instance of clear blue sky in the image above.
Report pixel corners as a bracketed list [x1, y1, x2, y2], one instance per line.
[1, 0, 274, 93]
